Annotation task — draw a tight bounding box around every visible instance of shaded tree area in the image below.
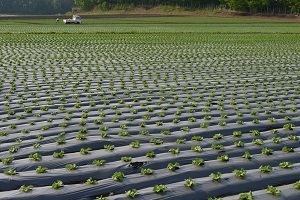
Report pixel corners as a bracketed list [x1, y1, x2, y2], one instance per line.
[74, 0, 221, 11]
[0, 0, 74, 15]
[225, 0, 300, 14]
[75, 0, 300, 14]
[0, 0, 299, 15]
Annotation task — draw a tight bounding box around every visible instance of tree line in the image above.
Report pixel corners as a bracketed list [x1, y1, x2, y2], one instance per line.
[75, 0, 299, 14]
[0, 0, 74, 15]
[0, 0, 298, 15]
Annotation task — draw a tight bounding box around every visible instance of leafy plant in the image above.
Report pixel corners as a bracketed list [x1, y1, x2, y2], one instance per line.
[200, 123, 209, 128]
[4, 169, 17, 175]
[29, 153, 42, 161]
[121, 156, 132, 163]
[126, 189, 138, 198]
[279, 161, 292, 169]
[167, 162, 180, 171]
[53, 150, 65, 158]
[33, 143, 41, 149]
[130, 140, 140, 148]
[20, 185, 34, 193]
[96, 196, 109, 200]
[252, 138, 264, 145]
[283, 123, 294, 130]
[272, 137, 282, 144]
[218, 154, 229, 162]
[80, 147, 92, 155]
[238, 191, 253, 200]
[210, 172, 222, 182]
[266, 185, 281, 196]
[261, 147, 274, 156]
[289, 135, 299, 140]
[250, 130, 260, 137]
[146, 151, 155, 158]
[66, 163, 77, 171]
[293, 180, 300, 190]
[233, 131, 242, 137]
[85, 177, 98, 185]
[36, 166, 48, 173]
[184, 178, 196, 188]
[92, 159, 106, 166]
[191, 136, 203, 141]
[259, 165, 272, 173]
[192, 158, 205, 167]
[104, 144, 114, 151]
[112, 171, 124, 181]
[149, 138, 163, 145]
[76, 134, 87, 140]
[180, 126, 190, 132]
[169, 148, 180, 154]
[213, 133, 223, 140]
[176, 138, 186, 144]
[234, 140, 244, 147]
[234, 168, 247, 179]
[141, 168, 153, 175]
[9, 146, 20, 154]
[242, 151, 252, 160]
[153, 184, 167, 194]
[211, 143, 224, 150]
[52, 180, 64, 189]
[191, 145, 203, 153]
[282, 146, 294, 153]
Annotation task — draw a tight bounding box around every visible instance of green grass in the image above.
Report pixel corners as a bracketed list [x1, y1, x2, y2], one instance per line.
[0, 16, 299, 34]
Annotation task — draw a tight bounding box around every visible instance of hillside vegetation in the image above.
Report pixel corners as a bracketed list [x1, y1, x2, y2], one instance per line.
[0, 0, 299, 15]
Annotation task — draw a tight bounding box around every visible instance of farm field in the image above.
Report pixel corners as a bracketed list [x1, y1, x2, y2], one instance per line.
[0, 16, 299, 200]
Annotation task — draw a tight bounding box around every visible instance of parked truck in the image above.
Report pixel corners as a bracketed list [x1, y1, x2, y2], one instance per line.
[63, 15, 82, 24]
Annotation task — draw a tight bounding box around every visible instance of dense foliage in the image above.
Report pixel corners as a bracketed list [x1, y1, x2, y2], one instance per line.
[0, 0, 74, 15]
[0, 0, 298, 15]
[74, 0, 300, 14]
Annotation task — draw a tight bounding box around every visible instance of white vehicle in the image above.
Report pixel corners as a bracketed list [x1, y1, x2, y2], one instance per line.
[63, 15, 82, 24]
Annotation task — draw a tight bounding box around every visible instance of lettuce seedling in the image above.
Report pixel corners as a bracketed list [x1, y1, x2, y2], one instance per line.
[210, 172, 222, 182]
[259, 165, 272, 173]
[167, 162, 180, 171]
[191, 146, 203, 153]
[153, 184, 167, 194]
[80, 147, 92, 155]
[52, 180, 64, 189]
[126, 189, 138, 198]
[234, 168, 247, 179]
[92, 159, 106, 167]
[293, 180, 300, 190]
[278, 162, 292, 169]
[192, 158, 205, 167]
[184, 178, 196, 188]
[121, 156, 132, 163]
[29, 153, 42, 161]
[218, 154, 229, 162]
[141, 168, 153, 175]
[4, 169, 17, 175]
[146, 151, 155, 158]
[95, 196, 109, 200]
[85, 177, 98, 185]
[53, 150, 65, 158]
[238, 191, 253, 200]
[1, 157, 14, 165]
[20, 185, 33, 193]
[36, 166, 48, 173]
[112, 171, 124, 181]
[266, 186, 281, 196]
[169, 148, 180, 154]
[66, 163, 77, 171]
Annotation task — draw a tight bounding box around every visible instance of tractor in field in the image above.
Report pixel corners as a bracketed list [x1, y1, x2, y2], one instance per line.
[63, 15, 82, 24]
